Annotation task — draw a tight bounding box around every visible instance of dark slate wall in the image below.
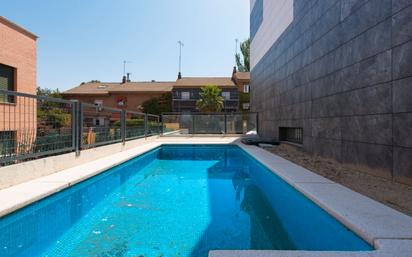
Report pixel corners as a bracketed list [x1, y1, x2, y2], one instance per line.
[250, 0, 263, 40]
[250, 0, 412, 184]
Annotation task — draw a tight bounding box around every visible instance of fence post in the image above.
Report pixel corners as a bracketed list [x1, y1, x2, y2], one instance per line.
[191, 115, 195, 135]
[144, 114, 148, 138]
[71, 100, 78, 154]
[121, 110, 126, 144]
[75, 102, 83, 156]
[160, 115, 164, 135]
[224, 113, 227, 134]
[157, 116, 161, 135]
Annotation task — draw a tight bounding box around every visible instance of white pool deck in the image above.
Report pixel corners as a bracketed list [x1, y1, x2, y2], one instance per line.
[0, 137, 412, 257]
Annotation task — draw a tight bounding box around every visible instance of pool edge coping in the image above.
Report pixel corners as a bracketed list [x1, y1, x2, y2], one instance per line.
[234, 142, 412, 257]
[0, 138, 411, 257]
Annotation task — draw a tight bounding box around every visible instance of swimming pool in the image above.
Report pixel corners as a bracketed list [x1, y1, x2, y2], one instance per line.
[0, 144, 372, 257]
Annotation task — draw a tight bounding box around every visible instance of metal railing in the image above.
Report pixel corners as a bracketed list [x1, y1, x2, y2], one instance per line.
[161, 112, 258, 136]
[0, 89, 161, 166]
[0, 90, 75, 165]
[0, 89, 258, 166]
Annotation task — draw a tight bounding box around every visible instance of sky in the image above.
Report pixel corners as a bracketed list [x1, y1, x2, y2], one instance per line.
[2, 0, 250, 91]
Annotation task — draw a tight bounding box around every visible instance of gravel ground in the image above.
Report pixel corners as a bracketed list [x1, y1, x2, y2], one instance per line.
[265, 144, 412, 217]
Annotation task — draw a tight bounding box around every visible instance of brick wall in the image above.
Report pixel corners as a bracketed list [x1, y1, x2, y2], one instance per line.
[0, 18, 37, 151]
[250, 0, 412, 184]
[63, 93, 166, 112]
[0, 18, 37, 95]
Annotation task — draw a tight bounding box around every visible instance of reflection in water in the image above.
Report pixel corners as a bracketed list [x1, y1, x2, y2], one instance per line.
[232, 168, 249, 200]
[233, 167, 296, 250]
[240, 184, 296, 250]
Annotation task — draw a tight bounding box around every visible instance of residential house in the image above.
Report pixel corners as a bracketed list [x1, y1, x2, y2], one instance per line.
[62, 80, 174, 126]
[172, 68, 250, 113]
[172, 77, 239, 113]
[232, 68, 251, 111]
[63, 69, 250, 118]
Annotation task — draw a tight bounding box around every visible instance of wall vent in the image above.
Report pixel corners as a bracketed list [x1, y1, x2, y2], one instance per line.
[279, 127, 303, 145]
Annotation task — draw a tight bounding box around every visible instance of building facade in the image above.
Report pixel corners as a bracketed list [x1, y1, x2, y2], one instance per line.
[64, 70, 251, 115]
[172, 77, 240, 113]
[249, 0, 412, 184]
[0, 16, 37, 157]
[62, 81, 173, 126]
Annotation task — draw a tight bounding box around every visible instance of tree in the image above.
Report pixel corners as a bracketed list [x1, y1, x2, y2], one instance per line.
[142, 93, 172, 115]
[196, 85, 224, 112]
[37, 87, 62, 98]
[32, 87, 72, 153]
[235, 38, 250, 72]
[36, 87, 71, 128]
[80, 80, 101, 85]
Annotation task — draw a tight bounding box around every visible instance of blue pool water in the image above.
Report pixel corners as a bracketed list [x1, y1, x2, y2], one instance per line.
[0, 145, 372, 257]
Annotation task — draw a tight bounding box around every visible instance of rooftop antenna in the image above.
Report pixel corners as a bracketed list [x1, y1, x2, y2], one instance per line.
[123, 60, 131, 77]
[235, 39, 239, 67]
[178, 41, 184, 76]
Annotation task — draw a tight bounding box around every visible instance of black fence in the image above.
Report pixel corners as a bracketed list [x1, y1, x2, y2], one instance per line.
[0, 89, 258, 166]
[161, 112, 258, 136]
[0, 89, 161, 166]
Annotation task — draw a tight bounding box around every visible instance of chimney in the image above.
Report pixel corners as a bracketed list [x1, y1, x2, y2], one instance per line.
[127, 73, 131, 82]
[232, 66, 237, 82]
[178, 72, 182, 80]
[122, 76, 127, 84]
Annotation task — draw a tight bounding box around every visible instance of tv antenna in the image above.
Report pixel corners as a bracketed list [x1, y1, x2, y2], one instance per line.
[178, 41, 184, 74]
[123, 60, 132, 77]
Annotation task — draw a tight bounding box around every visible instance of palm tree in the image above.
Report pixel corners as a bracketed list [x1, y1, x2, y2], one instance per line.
[235, 38, 250, 72]
[196, 85, 224, 112]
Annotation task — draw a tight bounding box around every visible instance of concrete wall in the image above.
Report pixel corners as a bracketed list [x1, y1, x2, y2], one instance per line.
[0, 136, 159, 189]
[250, 0, 412, 184]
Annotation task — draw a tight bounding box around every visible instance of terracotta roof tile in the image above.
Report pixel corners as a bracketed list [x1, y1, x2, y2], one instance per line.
[174, 77, 236, 87]
[62, 81, 174, 95]
[233, 72, 250, 81]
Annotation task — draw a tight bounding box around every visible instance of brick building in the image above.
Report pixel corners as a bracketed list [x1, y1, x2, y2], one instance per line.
[64, 69, 250, 115]
[172, 77, 239, 112]
[62, 80, 174, 126]
[0, 16, 37, 156]
[172, 69, 250, 113]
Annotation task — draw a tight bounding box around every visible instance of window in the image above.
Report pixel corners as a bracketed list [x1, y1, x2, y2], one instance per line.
[181, 92, 190, 100]
[94, 100, 103, 106]
[0, 131, 16, 156]
[93, 117, 105, 127]
[243, 84, 250, 93]
[0, 64, 15, 103]
[222, 91, 230, 100]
